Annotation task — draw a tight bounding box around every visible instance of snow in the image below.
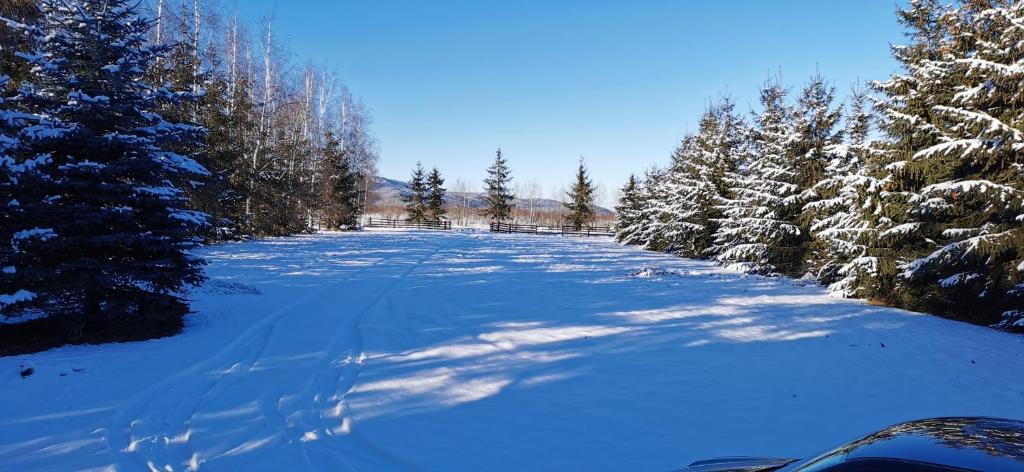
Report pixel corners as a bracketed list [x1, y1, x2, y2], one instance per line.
[2, 231, 1023, 471]
[12, 228, 57, 242]
[0, 289, 35, 306]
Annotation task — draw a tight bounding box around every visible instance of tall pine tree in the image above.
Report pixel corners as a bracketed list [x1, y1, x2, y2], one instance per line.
[802, 87, 886, 294]
[403, 162, 427, 223]
[614, 174, 644, 244]
[481, 148, 514, 222]
[888, 0, 1024, 326]
[426, 167, 447, 223]
[865, 0, 956, 306]
[712, 81, 802, 275]
[320, 132, 359, 230]
[564, 157, 597, 231]
[0, 0, 208, 332]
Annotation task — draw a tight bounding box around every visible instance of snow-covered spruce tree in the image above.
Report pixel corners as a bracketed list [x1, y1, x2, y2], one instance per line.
[888, 0, 1024, 327]
[652, 136, 706, 254]
[426, 167, 447, 223]
[403, 162, 427, 223]
[614, 174, 643, 243]
[792, 74, 845, 196]
[711, 81, 802, 275]
[802, 87, 887, 294]
[0, 0, 208, 331]
[633, 166, 670, 250]
[320, 131, 359, 230]
[684, 97, 751, 262]
[0, 73, 48, 318]
[865, 0, 956, 304]
[654, 100, 747, 258]
[564, 157, 597, 231]
[481, 148, 514, 222]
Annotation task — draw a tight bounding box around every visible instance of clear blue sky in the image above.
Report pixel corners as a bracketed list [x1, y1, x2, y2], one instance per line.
[236, 0, 906, 205]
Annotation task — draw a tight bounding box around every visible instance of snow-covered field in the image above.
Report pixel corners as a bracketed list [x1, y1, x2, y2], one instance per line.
[2, 230, 1023, 471]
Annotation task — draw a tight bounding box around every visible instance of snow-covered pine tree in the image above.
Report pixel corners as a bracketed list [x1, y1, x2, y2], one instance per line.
[652, 135, 712, 255]
[866, 0, 956, 304]
[320, 131, 359, 229]
[802, 86, 886, 294]
[481, 148, 514, 222]
[0, 0, 209, 330]
[614, 174, 643, 244]
[0, 73, 48, 318]
[564, 157, 597, 231]
[792, 74, 845, 195]
[426, 167, 447, 223]
[893, 0, 1024, 327]
[403, 162, 427, 223]
[652, 100, 747, 257]
[633, 166, 670, 250]
[711, 80, 802, 275]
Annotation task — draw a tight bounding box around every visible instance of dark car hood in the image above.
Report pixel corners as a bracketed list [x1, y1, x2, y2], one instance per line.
[682, 456, 798, 472]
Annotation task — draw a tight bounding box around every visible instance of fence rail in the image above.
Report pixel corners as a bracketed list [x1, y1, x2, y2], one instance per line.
[488, 222, 613, 237]
[489, 222, 539, 234]
[366, 218, 451, 230]
[561, 226, 614, 237]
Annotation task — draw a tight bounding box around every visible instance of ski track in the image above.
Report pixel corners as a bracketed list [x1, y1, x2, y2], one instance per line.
[109, 234, 450, 471]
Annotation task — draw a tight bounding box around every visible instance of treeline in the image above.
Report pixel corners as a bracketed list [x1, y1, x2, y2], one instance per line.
[615, 0, 1023, 330]
[391, 149, 603, 230]
[0, 0, 376, 346]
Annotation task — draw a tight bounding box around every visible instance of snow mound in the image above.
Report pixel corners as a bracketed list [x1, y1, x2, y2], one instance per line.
[629, 267, 678, 278]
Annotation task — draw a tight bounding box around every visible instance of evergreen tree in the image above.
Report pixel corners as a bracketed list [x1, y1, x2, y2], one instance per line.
[792, 74, 845, 193]
[802, 86, 886, 293]
[652, 135, 713, 255]
[888, 0, 1024, 326]
[0, 0, 208, 330]
[633, 166, 670, 250]
[426, 167, 447, 222]
[320, 132, 359, 229]
[564, 157, 597, 231]
[614, 174, 644, 244]
[865, 0, 956, 304]
[685, 97, 750, 259]
[712, 81, 802, 275]
[481, 148, 514, 222]
[652, 100, 747, 257]
[403, 162, 427, 222]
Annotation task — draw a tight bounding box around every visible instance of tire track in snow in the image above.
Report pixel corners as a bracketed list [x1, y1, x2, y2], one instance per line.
[106, 238, 410, 471]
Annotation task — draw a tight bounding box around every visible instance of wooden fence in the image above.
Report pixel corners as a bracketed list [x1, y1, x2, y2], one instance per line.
[561, 226, 614, 237]
[488, 222, 613, 237]
[489, 222, 540, 234]
[365, 218, 451, 230]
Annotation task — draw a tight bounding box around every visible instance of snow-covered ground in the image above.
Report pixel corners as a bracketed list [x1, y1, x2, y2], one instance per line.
[3, 230, 1023, 471]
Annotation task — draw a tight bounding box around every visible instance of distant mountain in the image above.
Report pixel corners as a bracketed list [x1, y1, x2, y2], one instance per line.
[371, 177, 614, 216]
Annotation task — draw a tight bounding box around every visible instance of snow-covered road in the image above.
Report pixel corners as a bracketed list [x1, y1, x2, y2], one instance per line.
[3, 230, 1023, 471]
